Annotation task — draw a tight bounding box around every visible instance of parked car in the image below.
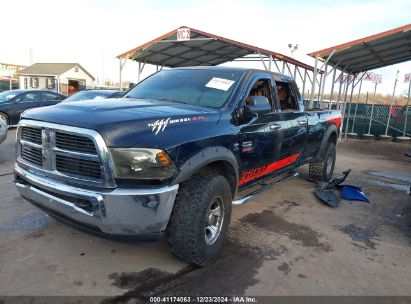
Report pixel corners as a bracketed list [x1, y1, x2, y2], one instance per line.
[14, 67, 341, 266]
[0, 89, 65, 126]
[63, 89, 125, 102]
[0, 118, 7, 144]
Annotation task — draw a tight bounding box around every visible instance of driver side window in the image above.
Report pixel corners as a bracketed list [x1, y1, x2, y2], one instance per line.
[245, 78, 273, 109]
[19, 92, 39, 102]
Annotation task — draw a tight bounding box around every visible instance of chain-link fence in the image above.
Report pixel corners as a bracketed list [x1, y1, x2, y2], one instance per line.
[343, 103, 411, 137]
[303, 100, 411, 138]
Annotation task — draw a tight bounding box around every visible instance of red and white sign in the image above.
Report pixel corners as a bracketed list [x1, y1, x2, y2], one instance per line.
[372, 74, 382, 84]
[405, 73, 411, 83]
[177, 28, 190, 41]
[337, 74, 352, 83]
[364, 72, 374, 81]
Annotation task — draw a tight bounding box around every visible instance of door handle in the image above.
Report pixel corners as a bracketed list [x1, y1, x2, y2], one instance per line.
[298, 120, 307, 125]
[269, 123, 281, 130]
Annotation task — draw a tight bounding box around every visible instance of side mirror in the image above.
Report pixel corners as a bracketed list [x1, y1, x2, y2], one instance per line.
[247, 96, 271, 114]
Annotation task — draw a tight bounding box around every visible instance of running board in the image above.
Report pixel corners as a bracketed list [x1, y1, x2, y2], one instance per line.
[232, 172, 299, 206]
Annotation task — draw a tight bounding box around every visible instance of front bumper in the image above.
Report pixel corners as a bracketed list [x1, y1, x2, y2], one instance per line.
[14, 164, 179, 239]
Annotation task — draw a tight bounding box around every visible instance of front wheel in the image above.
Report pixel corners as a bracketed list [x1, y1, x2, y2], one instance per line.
[0, 113, 9, 127]
[166, 174, 232, 266]
[309, 142, 336, 182]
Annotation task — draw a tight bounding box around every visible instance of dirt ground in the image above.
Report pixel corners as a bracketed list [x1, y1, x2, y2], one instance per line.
[0, 129, 410, 298]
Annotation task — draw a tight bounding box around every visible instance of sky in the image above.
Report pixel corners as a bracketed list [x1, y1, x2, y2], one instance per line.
[1, 0, 411, 96]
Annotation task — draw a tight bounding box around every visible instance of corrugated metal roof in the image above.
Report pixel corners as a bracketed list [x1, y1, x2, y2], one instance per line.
[308, 24, 411, 74]
[117, 26, 317, 72]
[18, 63, 95, 80]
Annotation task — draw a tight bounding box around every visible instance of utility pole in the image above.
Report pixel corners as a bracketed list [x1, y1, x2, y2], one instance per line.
[29, 48, 33, 64]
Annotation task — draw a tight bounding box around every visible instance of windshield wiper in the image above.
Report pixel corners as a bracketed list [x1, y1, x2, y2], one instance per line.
[158, 98, 188, 104]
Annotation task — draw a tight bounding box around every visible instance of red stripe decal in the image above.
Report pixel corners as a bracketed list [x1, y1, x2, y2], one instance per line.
[239, 153, 301, 186]
[327, 117, 342, 128]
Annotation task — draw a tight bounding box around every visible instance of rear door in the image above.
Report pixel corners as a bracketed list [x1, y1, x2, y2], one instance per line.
[272, 78, 308, 164]
[237, 76, 307, 187]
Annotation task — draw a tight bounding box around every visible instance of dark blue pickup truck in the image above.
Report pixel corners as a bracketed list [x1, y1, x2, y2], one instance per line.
[14, 67, 341, 266]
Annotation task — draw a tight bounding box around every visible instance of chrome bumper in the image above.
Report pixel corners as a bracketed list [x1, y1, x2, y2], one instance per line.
[14, 164, 179, 237]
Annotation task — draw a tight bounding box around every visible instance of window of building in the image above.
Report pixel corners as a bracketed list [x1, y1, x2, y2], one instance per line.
[30, 77, 39, 88]
[46, 78, 55, 89]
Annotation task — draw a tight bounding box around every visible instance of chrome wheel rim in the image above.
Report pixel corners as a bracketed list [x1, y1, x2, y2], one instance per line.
[204, 196, 224, 245]
[0, 115, 7, 125]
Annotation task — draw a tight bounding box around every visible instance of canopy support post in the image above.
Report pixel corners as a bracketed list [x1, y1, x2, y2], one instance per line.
[319, 64, 328, 109]
[119, 57, 127, 90]
[351, 73, 364, 133]
[258, 52, 268, 71]
[385, 71, 399, 136]
[402, 79, 411, 137]
[273, 60, 281, 73]
[137, 61, 146, 83]
[344, 76, 356, 139]
[329, 68, 337, 109]
[309, 55, 319, 109]
[302, 69, 307, 100]
[339, 75, 354, 141]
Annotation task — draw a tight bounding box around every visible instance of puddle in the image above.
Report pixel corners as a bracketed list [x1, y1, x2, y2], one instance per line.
[383, 206, 411, 229]
[367, 179, 410, 194]
[239, 210, 332, 252]
[105, 240, 265, 300]
[340, 224, 379, 249]
[369, 171, 411, 183]
[0, 212, 49, 232]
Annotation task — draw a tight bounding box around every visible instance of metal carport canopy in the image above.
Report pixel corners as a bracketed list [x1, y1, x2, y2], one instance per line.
[116, 26, 316, 71]
[308, 23, 411, 74]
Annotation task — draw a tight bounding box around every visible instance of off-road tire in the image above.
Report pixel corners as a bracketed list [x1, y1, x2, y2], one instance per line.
[0, 113, 9, 127]
[166, 174, 232, 266]
[309, 142, 336, 182]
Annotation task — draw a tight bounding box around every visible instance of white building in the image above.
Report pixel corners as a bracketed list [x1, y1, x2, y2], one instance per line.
[17, 63, 95, 96]
[0, 62, 26, 91]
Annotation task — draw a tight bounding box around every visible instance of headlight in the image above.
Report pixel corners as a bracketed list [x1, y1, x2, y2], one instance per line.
[110, 148, 177, 179]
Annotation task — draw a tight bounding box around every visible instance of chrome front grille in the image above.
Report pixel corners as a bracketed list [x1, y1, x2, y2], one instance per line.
[55, 132, 97, 154]
[21, 126, 42, 144]
[17, 120, 116, 188]
[21, 145, 42, 166]
[56, 155, 101, 179]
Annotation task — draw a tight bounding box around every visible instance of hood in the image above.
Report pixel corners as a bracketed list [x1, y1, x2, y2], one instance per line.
[21, 98, 222, 148]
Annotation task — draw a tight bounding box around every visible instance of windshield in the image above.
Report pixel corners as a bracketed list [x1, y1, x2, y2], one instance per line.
[0, 90, 21, 102]
[64, 90, 112, 102]
[124, 69, 244, 108]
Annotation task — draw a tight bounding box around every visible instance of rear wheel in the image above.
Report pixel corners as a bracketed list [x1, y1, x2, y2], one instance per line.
[309, 142, 336, 182]
[167, 174, 232, 266]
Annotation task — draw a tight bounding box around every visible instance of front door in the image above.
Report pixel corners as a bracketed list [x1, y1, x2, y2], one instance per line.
[9, 92, 41, 125]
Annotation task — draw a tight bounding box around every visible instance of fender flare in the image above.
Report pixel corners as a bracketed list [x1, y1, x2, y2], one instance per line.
[172, 146, 239, 187]
[317, 124, 338, 158]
